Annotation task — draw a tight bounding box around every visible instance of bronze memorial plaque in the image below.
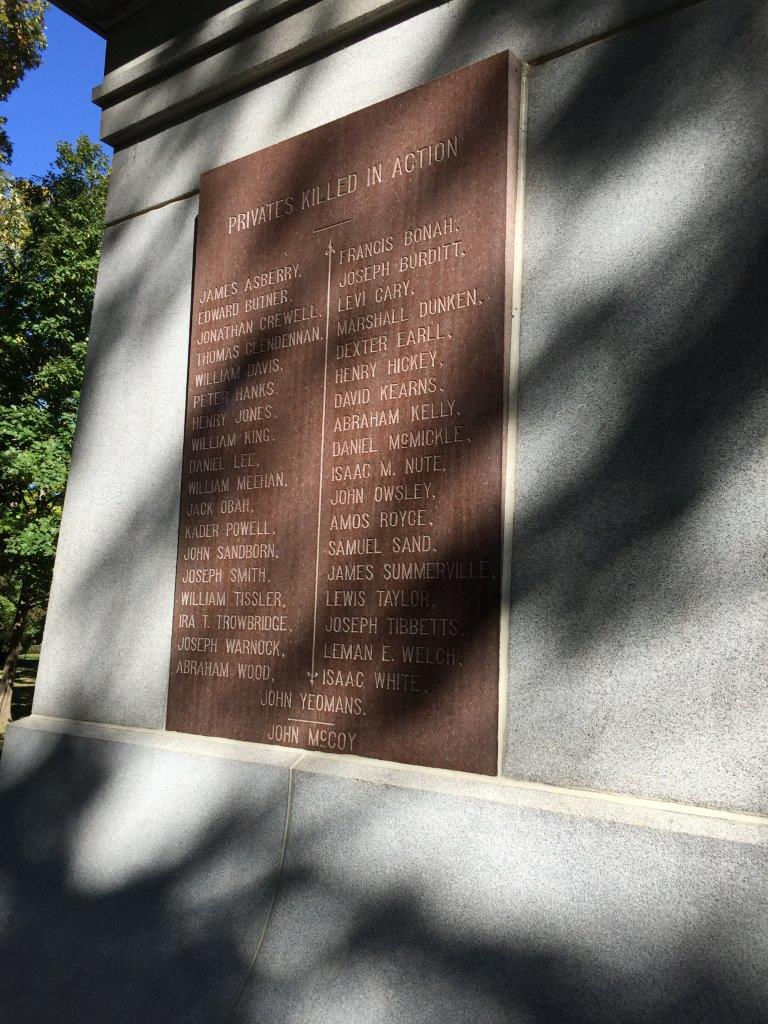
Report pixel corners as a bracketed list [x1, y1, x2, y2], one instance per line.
[166, 52, 519, 774]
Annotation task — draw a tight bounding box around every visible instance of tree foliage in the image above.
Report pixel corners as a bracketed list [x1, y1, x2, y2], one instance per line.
[0, 136, 108, 714]
[0, 0, 48, 165]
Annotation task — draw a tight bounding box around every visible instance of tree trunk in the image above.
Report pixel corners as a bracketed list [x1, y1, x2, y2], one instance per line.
[0, 584, 31, 731]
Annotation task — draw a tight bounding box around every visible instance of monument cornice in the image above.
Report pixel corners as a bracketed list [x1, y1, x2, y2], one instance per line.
[58, 0, 440, 147]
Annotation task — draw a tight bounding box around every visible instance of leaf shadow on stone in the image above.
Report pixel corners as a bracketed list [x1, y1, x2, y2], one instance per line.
[2, 0, 768, 1020]
[2, 731, 767, 1024]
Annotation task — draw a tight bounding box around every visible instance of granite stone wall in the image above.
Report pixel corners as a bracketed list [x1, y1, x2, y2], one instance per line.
[33, 0, 768, 812]
[506, 0, 768, 813]
[2, 715, 767, 1022]
[3, 2, 767, 1017]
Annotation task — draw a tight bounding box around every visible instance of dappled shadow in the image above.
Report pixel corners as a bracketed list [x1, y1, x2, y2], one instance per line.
[37, 0, 768, 804]
[1, 732, 767, 1023]
[3, 0, 768, 1019]
[249, 887, 768, 1024]
[503, 0, 768, 807]
[238, 762, 768, 1022]
[0, 729, 288, 1023]
[101, 0, 706, 220]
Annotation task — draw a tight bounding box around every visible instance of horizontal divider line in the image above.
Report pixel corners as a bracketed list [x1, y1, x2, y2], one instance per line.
[529, 0, 708, 67]
[313, 218, 351, 233]
[103, 187, 200, 229]
[12, 715, 768, 836]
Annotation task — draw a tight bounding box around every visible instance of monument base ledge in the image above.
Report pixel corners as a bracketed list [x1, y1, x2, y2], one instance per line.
[4, 714, 766, 848]
[3, 712, 767, 1021]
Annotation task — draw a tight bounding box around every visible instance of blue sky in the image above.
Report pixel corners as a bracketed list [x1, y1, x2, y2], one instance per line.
[3, 5, 108, 179]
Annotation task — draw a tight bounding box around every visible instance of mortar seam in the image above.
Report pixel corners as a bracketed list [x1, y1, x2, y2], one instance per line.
[221, 750, 307, 1022]
[103, 188, 199, 229]
[529, 0, 709, 67]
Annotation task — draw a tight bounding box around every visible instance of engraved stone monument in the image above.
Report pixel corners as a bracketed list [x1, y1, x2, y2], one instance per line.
[4, 2, 767, 1019]
[167, 52, 519, 774]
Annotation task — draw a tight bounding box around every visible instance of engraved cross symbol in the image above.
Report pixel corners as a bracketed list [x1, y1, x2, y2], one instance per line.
[326, 240, 335, 258]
